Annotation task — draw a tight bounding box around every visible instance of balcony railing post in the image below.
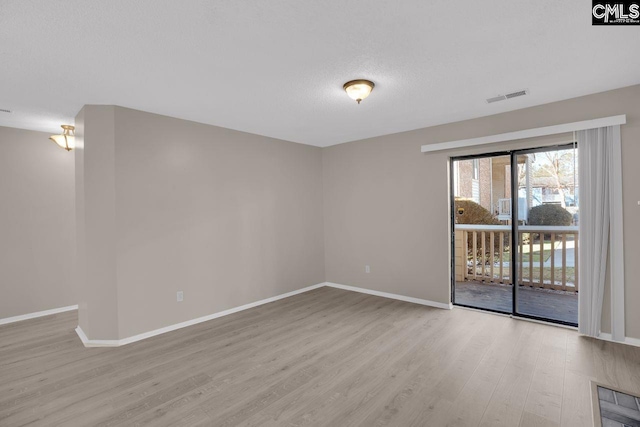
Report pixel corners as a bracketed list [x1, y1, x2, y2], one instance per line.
[539, 233, 544, 289]
[481, 231, 486, 281]
[499, 231, 504, 283]
[489, 232, 495, 282]
[550, 233, 556, 289]
[472, 231, 477, 281]
[455, 224, 578, 293]
[463, 230, 467, 281]
[519, 232, 523, 286]
[529, 233, 533, 286]
[507, 231, 511, 284]
[574, 233, 579, 292]
[562, 233, 567, 291]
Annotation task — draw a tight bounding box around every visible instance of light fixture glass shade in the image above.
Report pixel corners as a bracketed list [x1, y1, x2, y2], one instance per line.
[49, 125, 75, 151]
[343, 79, 375, 104]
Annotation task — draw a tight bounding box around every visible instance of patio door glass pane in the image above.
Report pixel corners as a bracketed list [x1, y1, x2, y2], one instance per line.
[452, 155, 512, 313]
[514, 146, 579, 325]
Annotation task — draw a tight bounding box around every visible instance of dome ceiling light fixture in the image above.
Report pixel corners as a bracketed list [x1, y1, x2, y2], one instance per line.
[49, 125, 75, 151]
[343, 79, 375, 104]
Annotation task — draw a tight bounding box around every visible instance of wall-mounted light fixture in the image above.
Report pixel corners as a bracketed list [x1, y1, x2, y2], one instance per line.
[343, 79, 375, 104]
[49, 125, 75, 151]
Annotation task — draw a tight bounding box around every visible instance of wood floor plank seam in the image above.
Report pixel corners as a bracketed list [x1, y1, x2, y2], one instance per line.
[124, 299, 417, 426]
[27, 294, 400, 426]
[246, 305, 455, 426]
[558, 331, 569, 427]
[442, 319, 526, 427]
[200, 300, 412, 425]
[3, 292, 381, 426]
[518, 327, 561, 427]
[343, 310, 502, 426]
[477, 321, 539, 427]
[1, 287, 639, 427]
[0, 288, 353, 392]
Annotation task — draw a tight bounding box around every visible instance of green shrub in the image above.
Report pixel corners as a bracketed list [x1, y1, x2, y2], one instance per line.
[454, 198, 505, 259]
[528, 204, 572, 226]
[454, 198, 499, 225]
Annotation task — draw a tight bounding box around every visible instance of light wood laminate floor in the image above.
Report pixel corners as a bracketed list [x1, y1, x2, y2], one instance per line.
[1, 286, 639, 426]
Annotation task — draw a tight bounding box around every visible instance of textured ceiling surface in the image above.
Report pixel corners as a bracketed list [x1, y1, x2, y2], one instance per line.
[1, 1, 639, 146]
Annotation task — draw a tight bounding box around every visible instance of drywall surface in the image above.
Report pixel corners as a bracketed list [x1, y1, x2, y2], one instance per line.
[76, 106, 325, 339]
[0, 126, 76, 319]
[322, 84, 640, 339]
[7, 85, 639, 343]
[74, 106, 120, 339]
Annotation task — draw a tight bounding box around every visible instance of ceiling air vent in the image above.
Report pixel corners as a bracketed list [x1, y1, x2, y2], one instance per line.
[505, 89, 528, 99]
[486, 89, 529, 104]
[486, 95, 507, 104]
[0, 108, 11, 113]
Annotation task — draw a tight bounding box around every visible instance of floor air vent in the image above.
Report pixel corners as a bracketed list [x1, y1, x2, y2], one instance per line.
[0, 108, 12, 113]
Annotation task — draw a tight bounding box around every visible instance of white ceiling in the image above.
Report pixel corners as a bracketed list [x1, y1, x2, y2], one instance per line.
[1, 1, 639, 147]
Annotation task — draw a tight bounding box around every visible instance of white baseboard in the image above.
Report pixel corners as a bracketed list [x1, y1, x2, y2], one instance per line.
[75, 281, 452, 347]
[0, 305, 78, 326]
[75, 325, 120, 347]
[75, 283, 327, 347]
[11, 286, 636, 350]
[325, 282, 453, 310]
[597, 332, 640, 348]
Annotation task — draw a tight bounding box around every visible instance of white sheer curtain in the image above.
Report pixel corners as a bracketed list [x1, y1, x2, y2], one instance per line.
[577, 125, 621, 337]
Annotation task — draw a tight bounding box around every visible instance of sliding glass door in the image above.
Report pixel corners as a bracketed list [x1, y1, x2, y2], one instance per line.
[451, 144, 579, 326]
[513, 146, 578, 325]
[451, 154, 513, 314]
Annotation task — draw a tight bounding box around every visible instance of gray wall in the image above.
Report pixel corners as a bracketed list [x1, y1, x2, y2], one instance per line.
[74, 106, 120, 339]
[0, 126, 76, 319]
[76, 106, 326, 339]
[3, 84, 639, 341]
[323, 84, 640, 340]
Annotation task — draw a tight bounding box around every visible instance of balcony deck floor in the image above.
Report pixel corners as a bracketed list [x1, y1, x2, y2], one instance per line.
[454, 281, 578, 325]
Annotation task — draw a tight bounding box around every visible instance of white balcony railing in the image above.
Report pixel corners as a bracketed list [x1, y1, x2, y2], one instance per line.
[454, 224, 578, 292]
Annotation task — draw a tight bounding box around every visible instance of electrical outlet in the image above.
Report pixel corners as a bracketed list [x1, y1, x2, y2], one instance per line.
[365, 265, 370, 273]
[177, 291, 184, 302]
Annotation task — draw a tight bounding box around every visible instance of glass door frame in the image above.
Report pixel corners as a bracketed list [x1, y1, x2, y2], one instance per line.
[450, 143, 578, 327]
[450, 150, 512, 317]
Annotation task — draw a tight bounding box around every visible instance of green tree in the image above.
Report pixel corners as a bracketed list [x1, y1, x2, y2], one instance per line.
[530, 149, 577, 208]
